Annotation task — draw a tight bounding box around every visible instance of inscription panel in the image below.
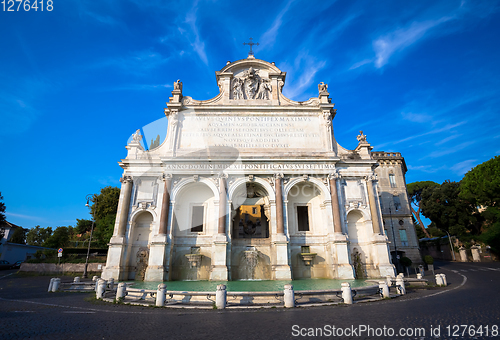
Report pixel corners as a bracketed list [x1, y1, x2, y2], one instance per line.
[178, 114, 324, 150]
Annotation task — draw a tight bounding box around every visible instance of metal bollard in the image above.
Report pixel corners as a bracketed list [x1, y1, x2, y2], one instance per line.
[341, 282, 353, 304]
[96, 279, 106, 299]
[386, 275, 393, 287]
[48, 278, 55, 292]
[417, 273, 422, 279]
[435, 274, 444, 286]
[284, 284, 295, 308]
[52, 278, 61, 292]
[116, 282, 127, 300]
[156, 284, 167, 307]
[379, 281, 390, 298]
[440, 274, 447, 286]
[396, 277, 406, 295]
[215, 284, 227, 309]
[108, 278, 115, 290]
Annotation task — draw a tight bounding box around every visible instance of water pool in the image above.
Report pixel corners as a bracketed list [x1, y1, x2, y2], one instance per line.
[129, 279, 373, 292]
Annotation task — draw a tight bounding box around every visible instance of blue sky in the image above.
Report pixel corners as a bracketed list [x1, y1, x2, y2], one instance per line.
[1, 0, 499, 229]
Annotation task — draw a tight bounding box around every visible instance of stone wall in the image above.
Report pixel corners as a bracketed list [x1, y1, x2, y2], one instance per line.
[19, 263, 104, 274]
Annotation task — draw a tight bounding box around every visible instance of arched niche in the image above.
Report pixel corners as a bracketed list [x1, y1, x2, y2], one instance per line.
[286, 181, 325, 235]
[126, 211, 154, 280]
[172, 181, 216, 236]
[230, 181, 271, 239]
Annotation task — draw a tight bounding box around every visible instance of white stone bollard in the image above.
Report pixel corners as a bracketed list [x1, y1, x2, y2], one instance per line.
[284, 284, 295, 308]
[435, 274, 444, 286]
[440, 274, 447, 286]
[417, 273, 422, 279]
[52, 278, 61, 292]
[48, 278, 55, 292]
[96, 279, 106, 299]
[379, 281, 390, 298]
[471, 246, 481, 262]
[156, 284, 167, 307]
[116, 282, 127, 300]
[341, 282, 353, 304]
[459, 247, 468, 262]
[108, 278, 115, 290]
[398, 273, 404, 278]
[396, 277, 406, 295]
[74, 276, 81, 283]
[386, 275, 393, 287]
[215, 284, 227, 309]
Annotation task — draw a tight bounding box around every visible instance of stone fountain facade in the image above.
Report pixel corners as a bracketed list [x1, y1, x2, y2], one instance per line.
[102, 55, 417, 282]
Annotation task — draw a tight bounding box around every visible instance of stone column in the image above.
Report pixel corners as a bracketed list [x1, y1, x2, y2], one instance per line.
[218, 175, 227, 234]
[329, 174, 342, 233]
[366, 175, 383, 235]
[117, 176, 133, 236]
[159, 175, 172, 235]
[272, 173, 291, 280]
[275, 173, 284, 234]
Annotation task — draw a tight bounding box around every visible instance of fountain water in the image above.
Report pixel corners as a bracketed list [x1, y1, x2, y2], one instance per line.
[242, 246, 259, 280]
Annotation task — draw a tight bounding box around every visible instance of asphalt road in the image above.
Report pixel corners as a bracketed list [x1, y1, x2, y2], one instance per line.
[0, 261, 499, 339]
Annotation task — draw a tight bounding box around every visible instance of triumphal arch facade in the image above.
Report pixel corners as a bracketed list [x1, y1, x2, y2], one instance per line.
[102, 55, 401, 282]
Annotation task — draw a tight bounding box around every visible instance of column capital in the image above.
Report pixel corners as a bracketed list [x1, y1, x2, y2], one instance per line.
[274, 173, 284, 180]
[120, 175, 133, 184]
[328, 172, 341, 180]
[162, 173, 173, 181]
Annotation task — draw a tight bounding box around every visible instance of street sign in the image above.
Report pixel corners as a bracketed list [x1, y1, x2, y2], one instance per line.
[58, 253, 62, 258]
[58, 248, 63, 253]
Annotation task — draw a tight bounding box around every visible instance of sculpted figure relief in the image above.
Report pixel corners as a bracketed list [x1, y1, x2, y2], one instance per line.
[174, 79, 183, 92]
[318, 82, 328, 93]
[232, 78, 244, 99]
[257, 79, 272, 99]
[231, 67, 272, 100]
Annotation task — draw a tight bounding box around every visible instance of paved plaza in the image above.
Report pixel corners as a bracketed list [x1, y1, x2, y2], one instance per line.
[0, 261, 499, 339]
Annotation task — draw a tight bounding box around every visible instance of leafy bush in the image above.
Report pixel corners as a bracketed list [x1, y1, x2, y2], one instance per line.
[400, 256, 412, 267]
[424, 255, 434, 264]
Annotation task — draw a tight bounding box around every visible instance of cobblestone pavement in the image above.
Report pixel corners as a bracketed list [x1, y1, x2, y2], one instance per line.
[0, 261, 499, 339]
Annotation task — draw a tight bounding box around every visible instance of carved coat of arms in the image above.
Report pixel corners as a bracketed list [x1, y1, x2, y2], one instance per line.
[232, 67, 272, 100]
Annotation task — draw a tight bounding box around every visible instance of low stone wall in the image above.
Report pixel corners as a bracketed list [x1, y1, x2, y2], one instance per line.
[20, 263, 104, 274]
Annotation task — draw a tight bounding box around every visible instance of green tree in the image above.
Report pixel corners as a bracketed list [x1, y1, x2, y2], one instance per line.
[43, 226, 70, 249]
[407, 181, 440, 238]
[26, 226, 53, 246]
[460, 155, 500, 209]
[75, 219, 93, 235]
[460, 156, 500, 253]
[9, 227, 28, 244]
[88, 186, 120, 246]
[420, 180, 481, 241]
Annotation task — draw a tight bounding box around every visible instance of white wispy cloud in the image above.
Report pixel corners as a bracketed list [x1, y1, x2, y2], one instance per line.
[181, 1, 208, 66]
[6, 212, 47, 222]
[282, 53, 326, 100]
[434, 134, 461, 146]
[426, 140, 475, 158]
[450, 159, 477, 175]
[372, 17, 452, 68]
[401, 112, 433, 123]
[259, 0, 295, 49]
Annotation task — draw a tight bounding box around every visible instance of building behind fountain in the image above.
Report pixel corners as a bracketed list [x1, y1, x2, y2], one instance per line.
[102, 54, 419, 282]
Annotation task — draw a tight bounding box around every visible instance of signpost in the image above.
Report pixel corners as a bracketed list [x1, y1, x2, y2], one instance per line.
[58, 248, 63, 264]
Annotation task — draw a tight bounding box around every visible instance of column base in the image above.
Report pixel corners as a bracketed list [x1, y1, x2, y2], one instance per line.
[335, 264, 355, 279]
[210, 265, 228, 281]
[378, 264, 396, 278]
[144, 265, 167, 281]
[273, 265, 292, 280]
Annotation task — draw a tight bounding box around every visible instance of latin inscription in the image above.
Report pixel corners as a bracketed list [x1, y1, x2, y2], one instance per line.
[164, 163, 337, 170]
[179, 115, 323, 149]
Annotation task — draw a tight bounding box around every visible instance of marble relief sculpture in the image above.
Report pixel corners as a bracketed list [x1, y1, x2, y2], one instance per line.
[231, 67, 272, 100]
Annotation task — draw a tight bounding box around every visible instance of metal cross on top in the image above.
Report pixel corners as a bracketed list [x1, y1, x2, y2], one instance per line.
[243, 38, 259, 57]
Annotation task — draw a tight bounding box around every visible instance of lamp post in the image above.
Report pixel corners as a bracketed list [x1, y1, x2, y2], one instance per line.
[83, 194, 96, 279]
[437, 228, 456, 261]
